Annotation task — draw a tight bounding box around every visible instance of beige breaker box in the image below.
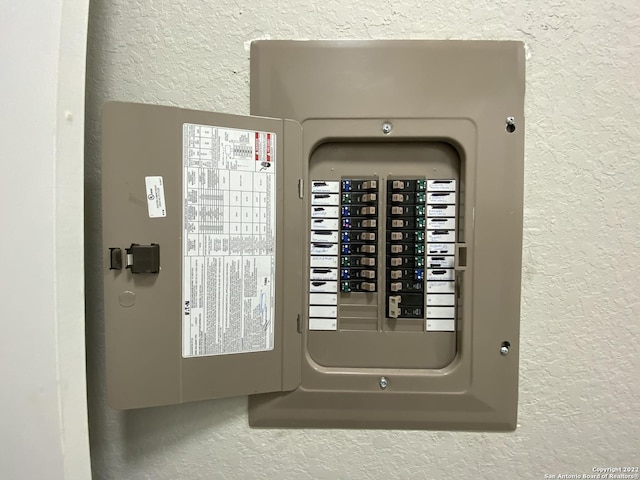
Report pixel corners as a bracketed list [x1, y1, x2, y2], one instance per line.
[102, 40, 525, 430]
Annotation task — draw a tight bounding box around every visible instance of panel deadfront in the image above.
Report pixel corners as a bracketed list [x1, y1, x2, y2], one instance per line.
[307, 142, 459, 370]
[249, 40, 525, 430]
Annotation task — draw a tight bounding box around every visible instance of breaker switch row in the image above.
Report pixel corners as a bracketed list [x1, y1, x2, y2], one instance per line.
[388, 294, 425, 319]
[341, 281, 376, 293]
[341, 256, 376, 267]
[390, 192, 426, 204]
[390, 179, 427, 192]
[388, 256, 425, 268]
[341, 268, 376, 280]
[386, 178, 426, 318]
[341, 206, 376, 216]
[342, 192, 377, 204]
[342, 231, 376, 242]
[389, 205, 426, 216]
[342, 179, 378, 191]
[342, 218, 377, 229]
[340, 177, 379, 294]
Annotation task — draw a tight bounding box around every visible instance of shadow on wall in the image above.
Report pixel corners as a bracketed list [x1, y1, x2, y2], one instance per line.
[121, 398, 246, 461]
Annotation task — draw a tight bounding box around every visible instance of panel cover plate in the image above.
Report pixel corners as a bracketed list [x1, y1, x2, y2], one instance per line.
[102, 103, 303, 409]
[248, 40, 525, 430]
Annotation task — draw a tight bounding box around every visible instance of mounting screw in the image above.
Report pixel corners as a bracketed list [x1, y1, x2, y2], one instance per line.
[379, 376, 389, 389]
[506, 117, 516, 133]
[381, 122, 392, 135]
[500, 341, 511, 356]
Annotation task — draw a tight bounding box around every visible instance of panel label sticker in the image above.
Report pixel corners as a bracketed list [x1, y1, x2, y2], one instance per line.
[310, 243, 339, 256]
[311, 218, 340, 230]
[309, 281, 338, 293]
[310, 268, 338, 281]
[427, 217, 456, 230]
[426, 192, 456, 204]
[426, 243, 456, 255]
[426, 294, 456, 306]
[309, 318, 338, 331]
[427, 269, 455, 281]
[426, 306, 456, 319]
[426, 204, 456, 217]
[427, 256, 455, 268]
[311, 206, 340, 218]
[309, 305, 338, 318]
[427, 230, 456, 243]
[426, 319, 455, 332]
[311, 193, 340, 206]
[311, 180, 340, 193]
[310, 256, 339, 268]
[426, 281, 455, 293]
[145, 176, 167, 218]
[182, 123, 276, 358]
[427, 179, 456, 191]
[310, 231, 339, 243]
[309, 293, 338, 305]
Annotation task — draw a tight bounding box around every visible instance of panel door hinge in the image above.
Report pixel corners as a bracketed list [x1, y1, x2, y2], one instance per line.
[298, 179, 304, 199]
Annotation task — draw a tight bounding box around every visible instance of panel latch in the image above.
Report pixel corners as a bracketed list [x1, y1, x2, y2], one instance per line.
[109, 247, 123, 270]
[125, 243, 160, 274]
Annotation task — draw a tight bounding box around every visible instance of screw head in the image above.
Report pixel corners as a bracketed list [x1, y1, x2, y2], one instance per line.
[500, 345, 510, 356]
[381, 122, 392, 135]
[379, 376, 389, 389]
[505, 116, 516, 133]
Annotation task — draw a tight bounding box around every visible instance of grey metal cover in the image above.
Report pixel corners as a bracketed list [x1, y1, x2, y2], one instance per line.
[248, 40, 525, 430]
[102, 103, 303, 409]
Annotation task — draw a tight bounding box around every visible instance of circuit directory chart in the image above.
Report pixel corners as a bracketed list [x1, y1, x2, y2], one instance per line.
[182, 123, 277, 357]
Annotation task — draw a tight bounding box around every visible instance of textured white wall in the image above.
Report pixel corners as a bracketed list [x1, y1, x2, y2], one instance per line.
[85, 0, 640, 478]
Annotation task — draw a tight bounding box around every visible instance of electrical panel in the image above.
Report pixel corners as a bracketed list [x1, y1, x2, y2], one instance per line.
[102, 40, 525, 430]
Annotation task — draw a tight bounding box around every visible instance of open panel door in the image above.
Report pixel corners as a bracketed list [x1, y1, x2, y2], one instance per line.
[102, 102, 303, 409]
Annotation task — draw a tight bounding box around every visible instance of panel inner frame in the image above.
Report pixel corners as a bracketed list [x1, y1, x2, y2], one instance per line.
[307, 140, 460, 370]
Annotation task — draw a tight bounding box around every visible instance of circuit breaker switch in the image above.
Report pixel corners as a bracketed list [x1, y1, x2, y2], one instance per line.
[391, 206, 404, 215]
[361, 193, 377, 203]
[360, 270, 375, 279]
[360, 232, 376, 241]
[391, 194, 404, 202]
[390, 232, 403, 241]
[362, 220, 377, 228]
[388, 296, 401, 318]
[390, 270, 402, 279]
[362, 180, 377, 190]
[390, 258, 402, 267]
[390, 282, 402, 292]
[360, 206, 376, 215]
[361, 282, 376, 292]
[361, 257, 376, 266]
[392, 181, 405, 190]
[391, 219, 405, 228]
[361, 245, 376, 254]
[390, 245, 403, 254]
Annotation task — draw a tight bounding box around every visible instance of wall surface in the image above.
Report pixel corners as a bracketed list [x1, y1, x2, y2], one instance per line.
[0, 0, 91, 479]
[85, 0, 639, 478]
